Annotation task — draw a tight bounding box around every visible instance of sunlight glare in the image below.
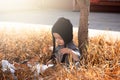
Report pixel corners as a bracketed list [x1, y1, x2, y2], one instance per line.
[0, 0, 37, 11]
[0, 22, 51, 34]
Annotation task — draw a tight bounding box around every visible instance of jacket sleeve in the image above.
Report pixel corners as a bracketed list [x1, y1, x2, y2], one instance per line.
[67, 43, 81, 59]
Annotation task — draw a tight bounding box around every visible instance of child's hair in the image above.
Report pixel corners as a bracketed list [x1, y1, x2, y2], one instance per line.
[52, 17, 73, 53]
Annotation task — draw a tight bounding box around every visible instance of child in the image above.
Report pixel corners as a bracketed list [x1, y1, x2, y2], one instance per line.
[47, 17, 81, 66]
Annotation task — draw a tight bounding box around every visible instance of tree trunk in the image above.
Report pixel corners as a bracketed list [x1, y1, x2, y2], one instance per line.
[77, 0, 90, 55]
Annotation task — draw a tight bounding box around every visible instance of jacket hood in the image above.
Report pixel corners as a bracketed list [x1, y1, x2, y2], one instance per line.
[52, 17, 73, 45]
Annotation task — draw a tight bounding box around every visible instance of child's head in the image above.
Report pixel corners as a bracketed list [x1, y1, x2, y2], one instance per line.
[52, 17, 73, 48]
[52, 33, 64, 46]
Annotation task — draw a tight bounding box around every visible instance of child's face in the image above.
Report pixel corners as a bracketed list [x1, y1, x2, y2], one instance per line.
[53, 33, 64, 46]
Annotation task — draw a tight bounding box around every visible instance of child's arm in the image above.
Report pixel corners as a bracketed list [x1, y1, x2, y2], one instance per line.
[59, 48, 80, 61]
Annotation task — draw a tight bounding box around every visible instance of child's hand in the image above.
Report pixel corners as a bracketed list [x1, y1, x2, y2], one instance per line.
[59, 48, 71, 54]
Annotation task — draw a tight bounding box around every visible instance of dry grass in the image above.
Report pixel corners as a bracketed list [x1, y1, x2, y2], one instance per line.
[0, 27, 120, 80]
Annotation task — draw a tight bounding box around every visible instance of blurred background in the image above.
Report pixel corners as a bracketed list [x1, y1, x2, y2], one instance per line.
[0, 0, 120, 12]
[0, 0, 120, 31]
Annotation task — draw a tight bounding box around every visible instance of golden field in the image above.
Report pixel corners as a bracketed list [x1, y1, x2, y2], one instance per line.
[0, 26, 120, 80]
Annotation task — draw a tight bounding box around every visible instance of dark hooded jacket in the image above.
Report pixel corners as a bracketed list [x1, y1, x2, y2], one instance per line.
[51, 17, 80, 64]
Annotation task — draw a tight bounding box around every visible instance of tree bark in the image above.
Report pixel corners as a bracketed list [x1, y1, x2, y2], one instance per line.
[77, 0, 90, 55]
